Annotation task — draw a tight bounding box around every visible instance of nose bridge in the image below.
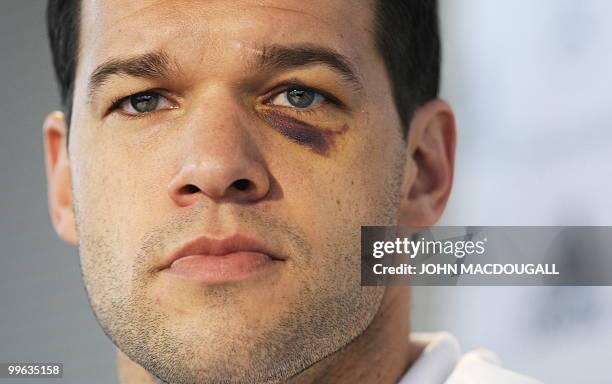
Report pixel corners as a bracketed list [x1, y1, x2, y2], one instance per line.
[186, 88, 250, 158]
[167, 87, 270, 206]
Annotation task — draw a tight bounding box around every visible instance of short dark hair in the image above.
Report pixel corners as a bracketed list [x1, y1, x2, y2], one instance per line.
[46, 0, 80, 126]
[374, 1, 441, 135]
[47, 0, 440, 136]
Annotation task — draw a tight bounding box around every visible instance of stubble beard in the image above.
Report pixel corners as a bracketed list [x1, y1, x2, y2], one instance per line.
[74, 156, 404, 384]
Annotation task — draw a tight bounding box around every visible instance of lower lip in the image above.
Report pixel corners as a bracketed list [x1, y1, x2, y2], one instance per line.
[166, 252, 276, 284]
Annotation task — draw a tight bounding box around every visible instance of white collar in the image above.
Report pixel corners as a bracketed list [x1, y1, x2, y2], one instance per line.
[398, 332, 542, 384]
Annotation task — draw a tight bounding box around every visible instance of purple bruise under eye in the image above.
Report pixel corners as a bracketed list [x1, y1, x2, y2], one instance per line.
[259, 110, 347, 155]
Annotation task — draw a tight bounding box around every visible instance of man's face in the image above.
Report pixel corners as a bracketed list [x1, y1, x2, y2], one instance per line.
[66, 0, 409, 382]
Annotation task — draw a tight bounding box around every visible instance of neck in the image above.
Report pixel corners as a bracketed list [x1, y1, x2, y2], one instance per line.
[287, 286, 417, 384]
[117, 286, 418, 384]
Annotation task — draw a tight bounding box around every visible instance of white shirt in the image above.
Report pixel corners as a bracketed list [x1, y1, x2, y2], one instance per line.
[399, 333, 542, 384]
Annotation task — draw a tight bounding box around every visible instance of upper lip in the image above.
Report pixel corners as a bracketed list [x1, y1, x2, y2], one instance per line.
[161, 234, 283, 270]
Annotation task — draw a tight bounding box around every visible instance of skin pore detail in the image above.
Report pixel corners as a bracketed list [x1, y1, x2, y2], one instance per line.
[257, 109, 349, 156]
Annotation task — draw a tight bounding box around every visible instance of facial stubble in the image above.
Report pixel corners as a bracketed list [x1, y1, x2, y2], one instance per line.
[74, 152, 405, 384]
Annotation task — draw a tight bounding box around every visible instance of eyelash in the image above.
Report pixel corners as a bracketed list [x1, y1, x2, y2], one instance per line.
[107, 89, 172, 118]
[263, 82, 343, 110]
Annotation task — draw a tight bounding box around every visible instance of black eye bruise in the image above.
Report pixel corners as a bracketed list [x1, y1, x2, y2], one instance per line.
[258, 109, 334, 155]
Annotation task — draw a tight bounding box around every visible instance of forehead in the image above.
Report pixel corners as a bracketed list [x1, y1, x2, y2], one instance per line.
[78, 0, 377, 76]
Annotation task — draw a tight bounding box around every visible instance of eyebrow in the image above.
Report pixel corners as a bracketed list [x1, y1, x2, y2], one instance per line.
[86, 44, 363, 103]
[257, 44, 363, 91]
[87, 51, 174, 103]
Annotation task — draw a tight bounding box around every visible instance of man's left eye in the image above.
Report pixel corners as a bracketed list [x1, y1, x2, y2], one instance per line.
[269, 88, 325, 109]
[117, 91, 173, 115]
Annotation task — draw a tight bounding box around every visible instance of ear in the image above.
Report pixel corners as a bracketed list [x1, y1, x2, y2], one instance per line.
[397, 99, 456, 227]
[43, 111, 78, 245]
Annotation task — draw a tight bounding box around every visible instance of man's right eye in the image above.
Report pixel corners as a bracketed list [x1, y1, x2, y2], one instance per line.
[114, 91, 174, 116]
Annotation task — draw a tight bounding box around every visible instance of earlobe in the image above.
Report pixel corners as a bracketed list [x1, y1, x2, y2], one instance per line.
[43, 111, 78, 245]
[397, 100, 456, 227]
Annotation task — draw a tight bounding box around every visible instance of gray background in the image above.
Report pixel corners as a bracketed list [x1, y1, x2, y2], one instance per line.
[0, 2, 116, 384]
[1, 1, 611, 383]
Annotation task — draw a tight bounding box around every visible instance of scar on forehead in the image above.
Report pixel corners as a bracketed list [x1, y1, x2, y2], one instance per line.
[257, 109, 348, 156]
[250, 3, 337, 29]
[230, 40, 265, 57]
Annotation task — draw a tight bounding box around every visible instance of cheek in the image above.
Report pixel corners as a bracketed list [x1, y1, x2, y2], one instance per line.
[328, 127, 405, 221]
[71, 136, 172, 265]
[276, 141, 404, 259]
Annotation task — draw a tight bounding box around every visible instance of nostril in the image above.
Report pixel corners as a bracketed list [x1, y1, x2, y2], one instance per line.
[233, 179, 251, 191]
[179, 184, 200, 194]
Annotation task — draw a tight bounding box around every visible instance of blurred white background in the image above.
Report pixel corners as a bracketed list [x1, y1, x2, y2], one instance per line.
[410, 1, 612, 383]
[0, 1, 611, 383]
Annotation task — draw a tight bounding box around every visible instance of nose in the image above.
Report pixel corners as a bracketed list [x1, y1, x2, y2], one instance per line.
[167, 102, 271, 207]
